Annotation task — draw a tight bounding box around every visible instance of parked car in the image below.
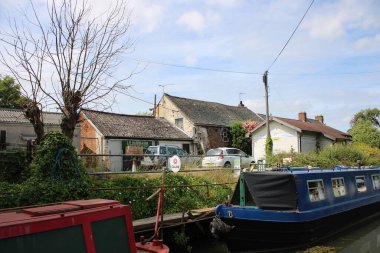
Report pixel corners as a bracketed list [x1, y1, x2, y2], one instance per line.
[141, 145, 200, 169]
[201, 147, 255, 169]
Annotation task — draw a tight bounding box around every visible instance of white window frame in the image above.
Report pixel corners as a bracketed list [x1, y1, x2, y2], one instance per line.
[355, 175, 367, 193]
[372, 174, 380, 190]
[307, 179, 325, 202]
[331, 177, 346, 197]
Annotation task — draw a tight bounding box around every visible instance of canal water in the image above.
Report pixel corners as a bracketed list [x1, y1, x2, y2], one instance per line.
[191, 215, 380, 253]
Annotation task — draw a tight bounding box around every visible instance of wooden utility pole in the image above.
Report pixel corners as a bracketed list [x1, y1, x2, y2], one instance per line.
[263, 71, 270, 139]
[263, 71, 273, 157]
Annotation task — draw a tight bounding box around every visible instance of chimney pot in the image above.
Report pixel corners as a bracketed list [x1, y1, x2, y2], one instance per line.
[298, 112, 307, 122]
[315, 115, 324, 124]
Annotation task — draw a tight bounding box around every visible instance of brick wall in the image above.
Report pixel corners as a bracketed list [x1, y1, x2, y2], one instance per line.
[80, 115, 98, 153]
[207, 126, 229, 150]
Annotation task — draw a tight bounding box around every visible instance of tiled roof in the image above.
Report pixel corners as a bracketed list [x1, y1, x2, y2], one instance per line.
[82, 109, 192, 140]
[275, 117, 351, 140]
[0, 108, 61, 125]
[164, 94, 263, 127]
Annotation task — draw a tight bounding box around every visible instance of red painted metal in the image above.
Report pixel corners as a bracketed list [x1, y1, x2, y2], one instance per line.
[0, 199, 169, 253]
[22, 204, 81, 216]
[136, 240, 169, 253]
[64, 199, 120, 209]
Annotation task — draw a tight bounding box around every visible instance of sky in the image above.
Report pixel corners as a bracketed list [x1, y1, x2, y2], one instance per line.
[0, 0, 379, 132]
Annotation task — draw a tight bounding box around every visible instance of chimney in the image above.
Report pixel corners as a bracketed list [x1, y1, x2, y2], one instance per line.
[315, 115, 324, 124]
[298, 112, 307, 122]
[238, 101, 245, 107]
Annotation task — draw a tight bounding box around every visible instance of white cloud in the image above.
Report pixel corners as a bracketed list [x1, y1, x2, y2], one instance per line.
[130, 1, 165, 33]
[354, 34, 380, 52]
[177, 10, 205, 32]
[305, 0, 380, 40]
[205, 0, 241, 7]
[306, 14, 345, 40]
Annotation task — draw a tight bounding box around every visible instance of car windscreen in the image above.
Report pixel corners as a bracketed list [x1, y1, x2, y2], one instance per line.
[145, 147, 158, 154]
[206, 149, 222, 156]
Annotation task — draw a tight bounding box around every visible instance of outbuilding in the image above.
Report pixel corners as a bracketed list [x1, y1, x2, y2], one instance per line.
[81, 109, 193, 170]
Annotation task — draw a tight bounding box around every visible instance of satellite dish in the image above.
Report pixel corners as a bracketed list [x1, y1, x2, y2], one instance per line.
[168, 155, 181, 173]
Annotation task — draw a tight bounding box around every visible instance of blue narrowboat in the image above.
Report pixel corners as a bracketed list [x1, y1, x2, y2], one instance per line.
[211, 167, 380, 252]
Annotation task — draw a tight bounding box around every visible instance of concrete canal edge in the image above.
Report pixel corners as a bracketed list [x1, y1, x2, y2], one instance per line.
[133, 207, 215, 234]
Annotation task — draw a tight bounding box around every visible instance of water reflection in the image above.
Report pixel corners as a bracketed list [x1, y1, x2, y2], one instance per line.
[324, 216, 380, 253]
[192, 216, 380, 253]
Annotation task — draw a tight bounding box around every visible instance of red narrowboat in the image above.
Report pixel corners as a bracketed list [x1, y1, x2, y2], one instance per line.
[0, 199, 169, 253]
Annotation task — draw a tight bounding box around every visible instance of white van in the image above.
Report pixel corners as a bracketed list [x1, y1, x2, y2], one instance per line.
[140, 145, 188, 168]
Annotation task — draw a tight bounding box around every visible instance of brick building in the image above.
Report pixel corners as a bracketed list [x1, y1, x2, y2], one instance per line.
[157, 94, 263, 154]
[80, 109, 193, 170]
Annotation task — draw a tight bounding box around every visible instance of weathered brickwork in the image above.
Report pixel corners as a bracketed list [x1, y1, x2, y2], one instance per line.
[80, 115, 98, 153]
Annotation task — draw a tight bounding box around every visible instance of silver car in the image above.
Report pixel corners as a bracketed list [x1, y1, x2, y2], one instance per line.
[202, 147, 255, 169]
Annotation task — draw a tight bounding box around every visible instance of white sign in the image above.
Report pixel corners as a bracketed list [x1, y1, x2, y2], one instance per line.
[169, 155, 181, 173]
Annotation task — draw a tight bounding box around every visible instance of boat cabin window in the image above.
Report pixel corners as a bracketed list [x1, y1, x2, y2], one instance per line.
[355, 176, 367, 193]
[372, 174, 380, 190]
[307, 180, 325, 202]
[331, 177, 346, 197]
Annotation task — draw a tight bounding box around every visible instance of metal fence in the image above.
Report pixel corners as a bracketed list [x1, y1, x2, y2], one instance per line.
[77, 153, 269, 175]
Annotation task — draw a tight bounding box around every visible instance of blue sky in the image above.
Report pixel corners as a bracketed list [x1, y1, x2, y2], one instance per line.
[0, 0, 379, 132]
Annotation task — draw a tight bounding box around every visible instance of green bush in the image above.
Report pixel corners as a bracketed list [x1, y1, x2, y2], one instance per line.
[89, 173, 232, 220]
[319, 145, 366, 166]
[266, 144, 376, 168]
[31, 131, 88, 181]
[0, 132, 232, 218]
[0, 148, 31, 183]
[0, 132, 90, 209]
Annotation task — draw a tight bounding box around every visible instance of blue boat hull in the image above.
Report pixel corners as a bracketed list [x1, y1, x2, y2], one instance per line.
[220, 201, 380, 252]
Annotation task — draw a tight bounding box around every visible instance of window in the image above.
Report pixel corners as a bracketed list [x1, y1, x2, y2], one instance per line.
[0, 130, 5, 150]
[175, 118, 184, 129]
[226, 148, 240, 155]
[159, 147, 167, 155]
[182, 144, 190, 154]
[356, 176, 367, 193]
[331, 178, 346, 197]
[167, 147, 177, 155]
[145, 147, 158, 154]
[307, 180, 325, 202]
[206, 149, 223, 156]
[372, 174, 380, 190]
[220, 128, 229, 142]
[177, 149, 187, 156]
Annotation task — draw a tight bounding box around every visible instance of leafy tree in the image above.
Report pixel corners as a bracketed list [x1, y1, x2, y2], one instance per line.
[230, 121, 251, 154]
[348, 120, 380, 149]
[351, 108, 380, 128]
[0, 75, 28, 109]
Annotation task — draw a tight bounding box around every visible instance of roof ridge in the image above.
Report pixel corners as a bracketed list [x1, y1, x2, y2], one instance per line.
[0, 107, 62, 116]
[165, 93, 248, 109]
[82, 108, 154, 118]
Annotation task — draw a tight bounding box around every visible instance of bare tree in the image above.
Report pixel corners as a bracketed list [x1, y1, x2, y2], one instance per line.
[0, 24, 48, 143]
[0, 0, 134, 142]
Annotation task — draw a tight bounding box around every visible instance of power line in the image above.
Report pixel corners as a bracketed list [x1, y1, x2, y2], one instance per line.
[131, 57, 262, 75]
[267, 0, 315, 71]
[121, 92, 179, 113]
